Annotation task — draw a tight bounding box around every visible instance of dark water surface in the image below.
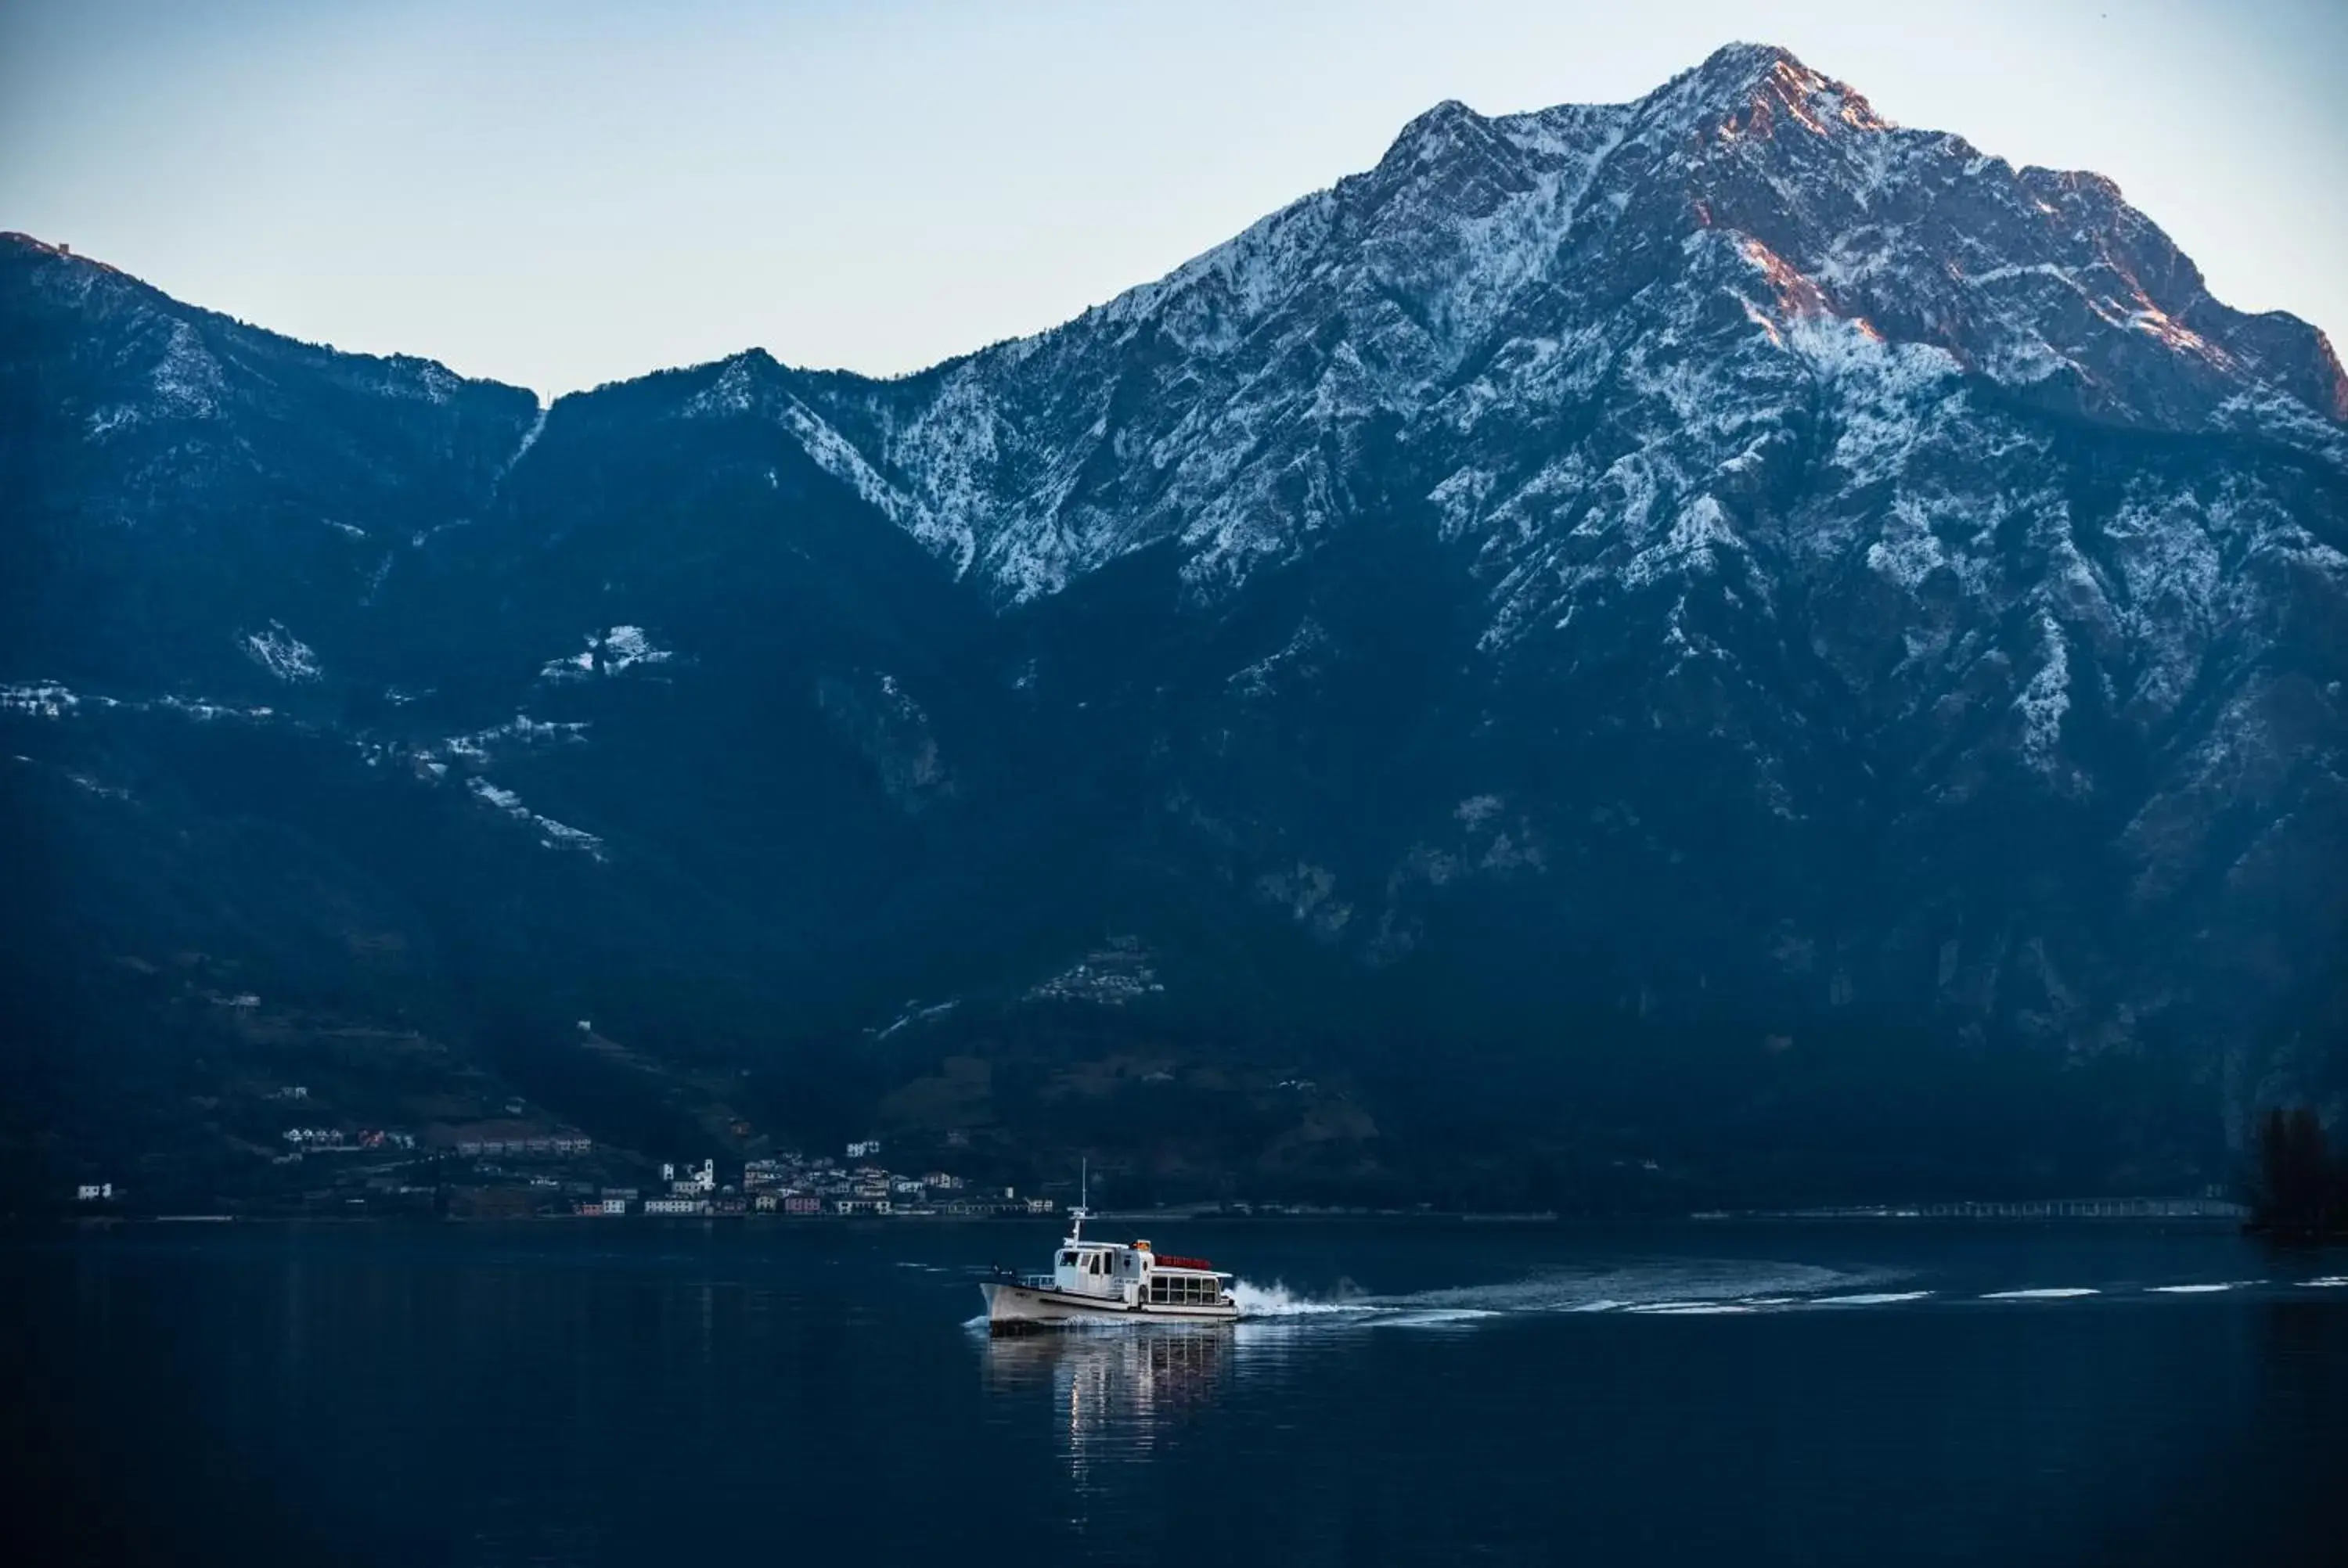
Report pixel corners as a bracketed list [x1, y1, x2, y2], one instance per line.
[6, 1221, 2343, 1564]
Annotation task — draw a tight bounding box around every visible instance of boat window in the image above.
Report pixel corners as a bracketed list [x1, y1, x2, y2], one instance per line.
[1058, 1251, 1076, 1268]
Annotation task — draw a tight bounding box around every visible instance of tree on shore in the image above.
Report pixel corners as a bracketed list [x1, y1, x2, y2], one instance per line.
[2251, 1106, 2343, 1237]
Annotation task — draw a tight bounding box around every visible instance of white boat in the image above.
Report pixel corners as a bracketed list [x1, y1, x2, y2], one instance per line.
[978, 1170, 1238, 1330]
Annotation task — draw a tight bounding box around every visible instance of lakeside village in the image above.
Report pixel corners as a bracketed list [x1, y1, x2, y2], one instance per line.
[618, 1144, 1057, 1220]
[59, 1088, 2271, 1225]
[70, 1099, 1057, 1220]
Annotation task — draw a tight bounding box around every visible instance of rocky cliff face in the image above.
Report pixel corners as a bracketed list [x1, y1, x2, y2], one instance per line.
[5, 45, 2343, 1205]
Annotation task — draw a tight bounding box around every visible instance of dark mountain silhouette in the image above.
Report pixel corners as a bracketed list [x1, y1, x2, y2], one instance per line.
[5, 44, 2345, 1208]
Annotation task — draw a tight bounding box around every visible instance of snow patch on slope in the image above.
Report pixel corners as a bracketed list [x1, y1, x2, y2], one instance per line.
[152, 320, 226, 419]
[466, 775, 605, 859]
[240, 622, 322, 684]
[539, 626, 675, 682]
[2013, 613, 2071, 768]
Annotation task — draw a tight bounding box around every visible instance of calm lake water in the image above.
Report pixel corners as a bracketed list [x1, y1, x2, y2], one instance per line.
[6, 1220, 2343, 1565]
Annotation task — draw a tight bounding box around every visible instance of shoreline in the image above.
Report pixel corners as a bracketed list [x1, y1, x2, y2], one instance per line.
[2, 1203, 2277, 1235]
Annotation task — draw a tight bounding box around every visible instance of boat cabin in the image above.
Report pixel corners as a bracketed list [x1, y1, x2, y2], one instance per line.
[1050, 1237, 1228, 1308]
[1010, 1178, 1235, 1316]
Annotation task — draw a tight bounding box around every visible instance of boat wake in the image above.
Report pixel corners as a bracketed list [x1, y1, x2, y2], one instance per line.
[1227, 1280, 1374, 1318]
[965, 1263, 2293, 1336]
[2148, 1281, 2258, 1294]
[1226, 1259, 1909, 1329]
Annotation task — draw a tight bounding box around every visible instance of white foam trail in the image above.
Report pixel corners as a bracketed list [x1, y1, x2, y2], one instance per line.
[1633, 1304, 1755, 1315]
[1225, 1261, 1904, 1325]
[1395, 1261, 1878, 1315]
[2303, 1276, 2348, 1288]
[1227, 1280, 1372, 1318]
[2148, 1282, 2253, 1294]
[1373, 1309, 1499, 1329]
[1807, 1291, 1933, 1306]
[1982, 1287, 2099, 1300]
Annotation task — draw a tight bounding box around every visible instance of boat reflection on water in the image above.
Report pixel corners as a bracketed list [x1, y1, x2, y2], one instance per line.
[981, 1326, 1233, 1485]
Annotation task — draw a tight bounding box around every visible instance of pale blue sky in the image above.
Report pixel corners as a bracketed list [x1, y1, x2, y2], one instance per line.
[4, 0, 2340, 395]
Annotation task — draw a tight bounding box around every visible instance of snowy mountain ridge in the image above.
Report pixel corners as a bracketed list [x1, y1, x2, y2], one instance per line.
[686, 42, 2344, 630]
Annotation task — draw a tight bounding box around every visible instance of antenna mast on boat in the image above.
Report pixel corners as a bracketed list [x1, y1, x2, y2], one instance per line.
[1071, 1158, 1089, 1243]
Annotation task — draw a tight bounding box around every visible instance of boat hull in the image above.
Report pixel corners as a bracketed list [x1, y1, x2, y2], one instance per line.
[979, 1281, 1239, 1331]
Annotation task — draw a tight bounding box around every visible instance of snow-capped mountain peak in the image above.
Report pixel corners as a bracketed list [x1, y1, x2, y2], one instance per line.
[676, 45, 2337, 617]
